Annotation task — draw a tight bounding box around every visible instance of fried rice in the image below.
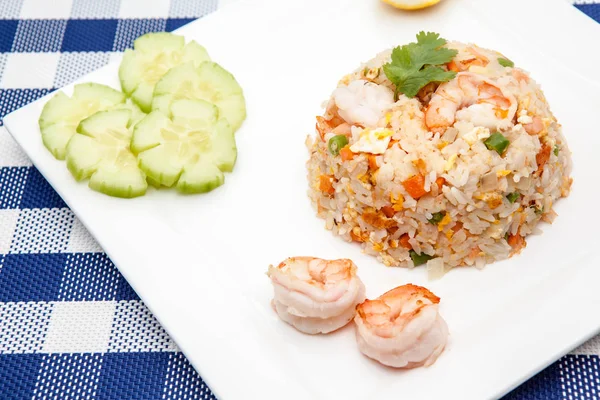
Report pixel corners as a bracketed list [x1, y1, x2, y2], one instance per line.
[306, 40, 573, 275]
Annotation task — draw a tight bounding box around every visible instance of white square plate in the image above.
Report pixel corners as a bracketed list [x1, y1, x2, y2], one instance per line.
[5, 0, 600, 398]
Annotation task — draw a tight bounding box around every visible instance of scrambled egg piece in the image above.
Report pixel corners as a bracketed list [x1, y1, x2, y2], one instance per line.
[517, 109, 533, 125]
[437, 213, 452, 231]
[462, 126, 491, 146]
[350, 128, 393, 154]
[444, 154, 458, 171]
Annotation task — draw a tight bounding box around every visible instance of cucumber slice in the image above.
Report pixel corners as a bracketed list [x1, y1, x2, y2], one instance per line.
[131, 99, 237, 193]
[146, 175, 165, 189]
[113, 99, 146, 127]
[136, 143, 184, 188]
[152, 61, 246, 132]
[66, 109, 147, 198]
[177, 161, 224, 194]
[127, 100, 146, 126]
[118, 32, 210, 112]
[134, 32, 184, 52]
[205, 118, 237, 172]
[39, 83, 125, 160]
[130, 110, 171, 154]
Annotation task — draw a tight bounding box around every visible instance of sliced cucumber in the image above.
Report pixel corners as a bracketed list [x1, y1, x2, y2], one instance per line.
[131, 99, 237, 193]
[118, 32, 210, 112]
[152, 61, 246, 132]
[66, 109, 147, 198]
[177, 161, 224, 194]
[134, 32, 184, 53]
[129, 110, 172, 154]
[146, 175, 165, 189]
[39, 83, 125, 160]
[113, 99, 146, 127]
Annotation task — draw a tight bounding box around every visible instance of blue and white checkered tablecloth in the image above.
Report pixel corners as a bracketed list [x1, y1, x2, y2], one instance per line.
[0, 0, 598, 399]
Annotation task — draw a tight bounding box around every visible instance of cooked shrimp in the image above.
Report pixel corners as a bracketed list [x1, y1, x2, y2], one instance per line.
[512, 69, 530, 83]
[447, 45, 490, 72]
[331, 80, 394, 128]
[268, 257, 366, 334]
[425, 72, 517, 133]
[354, 284, 448, 368]
[315, 117, 352, 141]
[523, 115, 544, 136]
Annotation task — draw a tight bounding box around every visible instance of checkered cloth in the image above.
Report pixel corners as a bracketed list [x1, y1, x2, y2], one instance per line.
[0, 0, 598, 399]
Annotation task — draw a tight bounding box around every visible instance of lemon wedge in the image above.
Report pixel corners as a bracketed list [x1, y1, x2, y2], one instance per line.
[382, 0, 441, 10]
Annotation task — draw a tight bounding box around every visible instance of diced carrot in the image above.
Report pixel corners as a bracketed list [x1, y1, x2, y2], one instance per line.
[435, 177, 446, 190]
[535, 143, 552, 176]
[402, 174, 427, 199]
[507, 233, 526, 254]
[340, 146, 355, 161]
[368, 155, 379, 171]
[319, 175, 335, 195]
[447, 60, 460, 72]
[399, 234, 412, 249]
[452, 221, 463, 233]
[381, 206, 395, 218]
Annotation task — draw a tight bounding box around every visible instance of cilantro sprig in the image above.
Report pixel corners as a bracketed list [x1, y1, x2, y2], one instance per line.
[383, 32, 458, 99]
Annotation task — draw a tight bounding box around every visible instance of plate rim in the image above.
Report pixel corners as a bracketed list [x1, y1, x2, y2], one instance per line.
[4, 0, 600, 398]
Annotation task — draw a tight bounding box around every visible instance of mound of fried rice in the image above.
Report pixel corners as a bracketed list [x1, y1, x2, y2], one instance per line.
[306, 41, 573, 275]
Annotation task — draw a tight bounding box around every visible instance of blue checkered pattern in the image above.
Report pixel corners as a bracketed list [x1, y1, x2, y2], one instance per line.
[0, 0, 599, 399]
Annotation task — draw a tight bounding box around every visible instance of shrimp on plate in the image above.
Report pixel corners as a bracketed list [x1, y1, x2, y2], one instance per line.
[354, 284, 448, 368]
[316, 79, 395, 140]
[446, 44, 495, 72]
[425, 72, 517, 133]
[267, 257, 366, 334]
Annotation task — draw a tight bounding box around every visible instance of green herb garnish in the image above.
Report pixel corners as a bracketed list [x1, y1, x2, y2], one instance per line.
[409, 250, 435, 266]
[504, 232, 510, 241]
[428, 211, 446, 225]
[498, 58, 514, 68]
[553, 144, 560, 156]
[484, 133, 510, 155]
[383, 32, 458, 99]
[328, 135, 349, 156]
[506, 192, 520, 203]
